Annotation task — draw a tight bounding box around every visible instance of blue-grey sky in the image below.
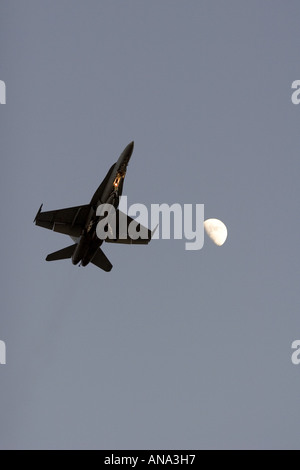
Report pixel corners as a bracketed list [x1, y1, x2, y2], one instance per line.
[0, 0, 300, 449]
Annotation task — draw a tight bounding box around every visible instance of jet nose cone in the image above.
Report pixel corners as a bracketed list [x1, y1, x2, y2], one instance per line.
[117, 141, 135, 170]
[120, 141, 134, 164]
[127, 141, 134, 155]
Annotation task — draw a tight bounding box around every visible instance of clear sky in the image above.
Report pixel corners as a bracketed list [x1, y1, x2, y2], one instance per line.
[0, 0, 300, 450]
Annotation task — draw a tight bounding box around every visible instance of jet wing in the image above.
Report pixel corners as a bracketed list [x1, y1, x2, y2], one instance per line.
[105, 209, 152, 245]
[34, 204, 91, 237]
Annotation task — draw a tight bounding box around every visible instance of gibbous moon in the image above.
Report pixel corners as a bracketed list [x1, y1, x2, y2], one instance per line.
[204, 219, 228, 246]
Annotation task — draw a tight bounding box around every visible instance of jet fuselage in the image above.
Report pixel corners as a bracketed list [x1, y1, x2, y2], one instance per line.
[71, 141, 134, 266]
[35, 140, 151, 272]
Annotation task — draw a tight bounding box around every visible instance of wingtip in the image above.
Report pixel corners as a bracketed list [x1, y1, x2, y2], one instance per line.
[151, 224, 159, 239]
[34, 203, 43, 223]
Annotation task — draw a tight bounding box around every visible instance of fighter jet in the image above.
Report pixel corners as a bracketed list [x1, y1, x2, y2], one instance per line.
[34, 142, 152, 272]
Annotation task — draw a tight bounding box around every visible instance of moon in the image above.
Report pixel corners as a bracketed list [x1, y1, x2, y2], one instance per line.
[204, 219, 228, 246]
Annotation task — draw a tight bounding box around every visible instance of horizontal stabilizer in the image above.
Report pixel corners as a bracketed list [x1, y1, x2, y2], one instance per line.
[90, 248, 112, 272]
[46, 243, 77, 262]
